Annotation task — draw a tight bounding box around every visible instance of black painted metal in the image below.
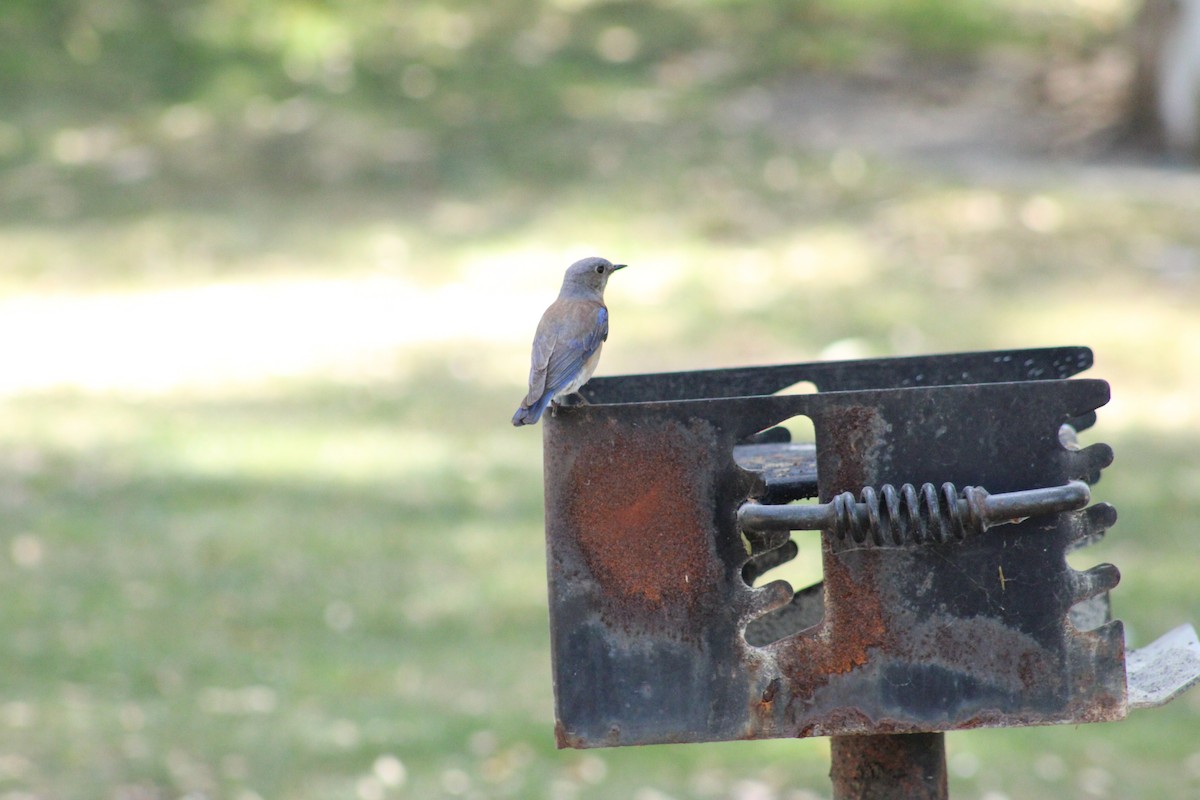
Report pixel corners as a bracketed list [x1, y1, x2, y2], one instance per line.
[579, 345, 1095, 404]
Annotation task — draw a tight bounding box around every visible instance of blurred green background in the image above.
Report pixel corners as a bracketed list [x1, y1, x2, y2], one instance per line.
[2, 0, 1199, 798]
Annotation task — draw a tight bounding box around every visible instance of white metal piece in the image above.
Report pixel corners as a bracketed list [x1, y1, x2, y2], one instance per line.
[1127, 624, 1200, 709]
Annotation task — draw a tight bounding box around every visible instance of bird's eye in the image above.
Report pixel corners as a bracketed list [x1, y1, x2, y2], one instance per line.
[595, 265, 604, 274]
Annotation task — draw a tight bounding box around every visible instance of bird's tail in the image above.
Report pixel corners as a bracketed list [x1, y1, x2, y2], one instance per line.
[511, 393, 553, 426]
[511, 406, 537, 426]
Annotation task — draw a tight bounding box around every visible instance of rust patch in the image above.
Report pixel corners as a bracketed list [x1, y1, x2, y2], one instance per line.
[797, 707, 876, 738]
[772, 545, 892, 705]
[830, 733, 948, 800]
[822, 549, 891, 674]
[752, 676, 782, 728]
[566, 417, 722, 637]
[759, 542, 896, 738]
[819, 404, 888, 495]
[554, 720, 575, 749]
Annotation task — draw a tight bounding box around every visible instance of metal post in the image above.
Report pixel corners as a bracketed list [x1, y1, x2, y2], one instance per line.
[830, 733, 948, 800]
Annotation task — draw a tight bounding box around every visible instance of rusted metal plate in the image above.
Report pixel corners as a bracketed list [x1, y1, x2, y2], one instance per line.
[543, 350, 1125, 748]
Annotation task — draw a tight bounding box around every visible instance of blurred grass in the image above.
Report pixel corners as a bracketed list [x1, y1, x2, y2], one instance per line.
[3, 0, 1200, 798]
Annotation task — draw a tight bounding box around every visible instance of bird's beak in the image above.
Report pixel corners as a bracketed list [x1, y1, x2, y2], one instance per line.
[611, 264, 628, 271]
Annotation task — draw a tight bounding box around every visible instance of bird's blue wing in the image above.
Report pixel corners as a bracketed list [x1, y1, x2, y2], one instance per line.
[543, 303, 607, 396]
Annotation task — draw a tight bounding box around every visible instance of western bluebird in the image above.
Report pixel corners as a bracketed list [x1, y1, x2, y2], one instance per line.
[512, 256, 627, 426]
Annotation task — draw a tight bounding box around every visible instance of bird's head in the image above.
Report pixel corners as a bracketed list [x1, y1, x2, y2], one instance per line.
[561, 256, 627, 297]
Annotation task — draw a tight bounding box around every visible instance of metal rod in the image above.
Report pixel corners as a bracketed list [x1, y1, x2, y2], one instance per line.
[830, 733, 948, 800]
[738, 480, 1090, 543]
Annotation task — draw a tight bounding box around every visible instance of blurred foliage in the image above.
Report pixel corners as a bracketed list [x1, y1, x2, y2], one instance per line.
[0, 0, 1113, 215]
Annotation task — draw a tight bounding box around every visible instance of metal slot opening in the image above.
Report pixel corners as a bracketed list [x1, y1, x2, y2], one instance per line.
[742, 526, 824, 646]
[734, 415, 825, 646]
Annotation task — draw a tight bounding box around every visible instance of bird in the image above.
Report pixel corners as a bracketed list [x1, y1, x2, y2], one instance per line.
[512, 256, 627, 426]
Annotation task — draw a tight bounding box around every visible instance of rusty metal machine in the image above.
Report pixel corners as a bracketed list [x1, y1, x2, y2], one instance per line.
[538, 346, 1200, 798]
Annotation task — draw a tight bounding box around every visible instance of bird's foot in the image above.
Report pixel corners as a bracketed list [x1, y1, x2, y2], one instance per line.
[559, 393, 590, 407]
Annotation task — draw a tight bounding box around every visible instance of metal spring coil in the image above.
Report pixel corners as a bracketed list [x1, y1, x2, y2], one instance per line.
[830, 482, 986, 546]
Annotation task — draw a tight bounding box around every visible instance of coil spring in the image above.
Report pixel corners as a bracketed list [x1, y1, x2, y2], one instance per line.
[830, 482, 986, 546]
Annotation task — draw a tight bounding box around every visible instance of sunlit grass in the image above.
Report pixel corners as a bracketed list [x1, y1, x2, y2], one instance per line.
[5, 158, 1197, 400]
